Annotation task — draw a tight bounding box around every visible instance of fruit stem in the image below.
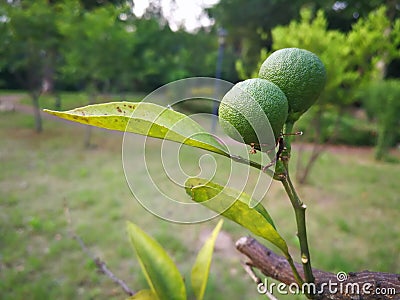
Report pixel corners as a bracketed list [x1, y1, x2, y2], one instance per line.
[281, 120, 315, 291]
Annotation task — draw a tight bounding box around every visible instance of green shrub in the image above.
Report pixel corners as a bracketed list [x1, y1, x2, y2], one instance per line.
[358, 80, 400, 160]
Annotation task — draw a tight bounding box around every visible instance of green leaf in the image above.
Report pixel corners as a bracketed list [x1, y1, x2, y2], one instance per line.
[44, 102, 228, 157]
[185, 178, 289, 257]
[126, 290, 158, 300]
[126, 222, 186, 300]
[191, 219, 223, 300]
[185, 178, 276, 229]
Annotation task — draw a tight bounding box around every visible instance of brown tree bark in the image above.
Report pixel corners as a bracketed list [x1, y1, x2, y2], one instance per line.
[31, 92, 43, 133]
[236, 236, 400, 300]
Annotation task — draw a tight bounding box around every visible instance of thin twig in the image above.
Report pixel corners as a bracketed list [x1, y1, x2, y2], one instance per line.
[64, 201, 135, 296]
[241, 262, 279, 300]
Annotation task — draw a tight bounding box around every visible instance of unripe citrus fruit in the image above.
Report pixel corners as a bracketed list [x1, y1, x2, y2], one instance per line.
[218, 78, 288, 148]
[258, 48, 326, 122]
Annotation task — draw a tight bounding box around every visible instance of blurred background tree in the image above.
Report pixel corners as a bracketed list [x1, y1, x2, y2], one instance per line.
[230, 4, 399, 182]
[0, 2, 399, 297]
[254, 6, 399, 182]
[0, 0, 234, 132]
[57, 1, 133, 95]
[358, 80, 400, 161]
[0, 0, 60, 132]
[209, 0, 400, 77]
[0, 0, 399, 160]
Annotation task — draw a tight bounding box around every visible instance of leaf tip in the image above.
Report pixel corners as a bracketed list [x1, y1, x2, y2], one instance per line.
[215, 218, 224, 231]
[126, 220, 137, 232]
[43, 108, 56, 115]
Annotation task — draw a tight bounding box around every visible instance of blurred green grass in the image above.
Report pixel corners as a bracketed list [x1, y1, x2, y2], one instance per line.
[0, 107, 398, 300]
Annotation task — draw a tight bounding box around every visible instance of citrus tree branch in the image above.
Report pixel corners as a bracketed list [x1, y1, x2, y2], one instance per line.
[236, 236, 400, 300]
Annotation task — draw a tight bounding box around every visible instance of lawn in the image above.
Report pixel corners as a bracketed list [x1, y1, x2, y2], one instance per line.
[0, 104, 399, 300]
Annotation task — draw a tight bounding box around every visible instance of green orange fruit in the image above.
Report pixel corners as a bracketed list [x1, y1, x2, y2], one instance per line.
[218, 78, 288, 149]
[258, 48, 326, 122]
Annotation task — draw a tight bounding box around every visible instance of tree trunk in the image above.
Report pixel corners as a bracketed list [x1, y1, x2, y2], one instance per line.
[296, 107, 343, 184]
[84, 125, 93, 149]
[41, 48, 57, 94]
[54, 92, 62, 110]
[375, 122, 395, 161]
[296, 106, 323, 184]
[31, 92, 43, 133]
[236, 237, 400, 300]
[297, 144, 323, 184]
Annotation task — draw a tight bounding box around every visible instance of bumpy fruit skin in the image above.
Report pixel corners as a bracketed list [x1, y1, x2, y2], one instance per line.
[218, 78, 288, 149]
[258, 48, 326, 122]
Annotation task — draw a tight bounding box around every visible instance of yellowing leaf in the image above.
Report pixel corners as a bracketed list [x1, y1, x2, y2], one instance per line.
[126, 222, 186, 300]
[185, 178, 289, 257]
[44, 102, 228, 157]
[44, 102, 272, 173]
[191, 219, 223, 300]
[185, 178, 276, 228]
